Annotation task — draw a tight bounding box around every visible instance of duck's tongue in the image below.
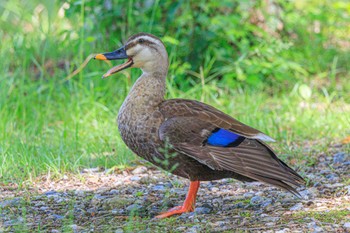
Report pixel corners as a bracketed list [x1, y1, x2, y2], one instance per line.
[102, 58, 133, 78]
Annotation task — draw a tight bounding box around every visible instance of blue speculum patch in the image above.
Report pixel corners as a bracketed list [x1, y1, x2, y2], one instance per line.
[207, 128, 244, 147]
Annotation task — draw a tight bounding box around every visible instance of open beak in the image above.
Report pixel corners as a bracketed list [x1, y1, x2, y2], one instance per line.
[94, 46, 133, 78]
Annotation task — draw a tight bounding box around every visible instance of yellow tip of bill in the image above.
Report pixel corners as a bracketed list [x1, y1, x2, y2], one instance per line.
[94, 54, 107, 60]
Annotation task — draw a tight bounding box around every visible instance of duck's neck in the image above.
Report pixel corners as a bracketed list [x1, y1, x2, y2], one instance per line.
[123, 71, 167, 110]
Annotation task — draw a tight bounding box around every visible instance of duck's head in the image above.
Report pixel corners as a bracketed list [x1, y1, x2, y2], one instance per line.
[94, 33, 168, 78]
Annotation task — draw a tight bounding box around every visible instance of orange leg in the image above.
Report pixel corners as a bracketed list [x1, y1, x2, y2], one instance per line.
[155, 181, 200, 219]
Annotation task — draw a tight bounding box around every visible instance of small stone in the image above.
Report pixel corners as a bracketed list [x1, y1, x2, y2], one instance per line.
[324, 183, 344, 189]
[289, 203, 303, 211]
[308, 221, 323, 232]
[115, 228, 124, 233]
[126, 203, 142, 212]
[275, 228, 290, 233]
[250, 196, 263, 205]
[52, 214, 64, 220]
[265, 216, 279, 222]
[255, 191, 264, 196]
[344, 222, 350, 229]
[175, 227, 186, 232]
[130, 176, 141, 181]
[152, 185, 165, 191]
[132, 166, 148, 174]
[177, 212, 195, 220]
[4, 220, 15, 227]
[187, 225, 201, 233]
[74, 190, 85, 197]
[195, 205, 212, 214]
[345, 185, 350, 194]
[325, 173, 339, 183]
[51, 230, 60, 233]
[299, 188, 318, 199]
[0, 198, 22, 208]
[109, 189, 120, 195]
[91, 194, 104, 206]
[266, 222, 275, 227]
[39, 206, 49, 211]
[45, 190, 59, 196]
[261, 199, 273, 208]
[82, 167, 101, 173]
[87, 207, 97, 214]
[70, 224, 83, 232]
[333, 152, 347, 164]
[243, 192, 254, 198]
[102, 197, 133, 209]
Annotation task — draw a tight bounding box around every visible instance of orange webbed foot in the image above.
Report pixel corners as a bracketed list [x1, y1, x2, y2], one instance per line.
[154, 181, 200, 219]
[155, 205, 195, 219]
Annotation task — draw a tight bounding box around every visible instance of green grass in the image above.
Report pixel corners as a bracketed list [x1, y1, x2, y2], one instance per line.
[0, 1, 349, 184]
[1, 74, 348, 183]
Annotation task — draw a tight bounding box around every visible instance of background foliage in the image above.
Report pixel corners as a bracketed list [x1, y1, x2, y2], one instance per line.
[0, 0, 349, 182]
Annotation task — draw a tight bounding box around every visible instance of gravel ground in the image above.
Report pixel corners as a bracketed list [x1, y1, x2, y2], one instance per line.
[0, 144, 349, 232]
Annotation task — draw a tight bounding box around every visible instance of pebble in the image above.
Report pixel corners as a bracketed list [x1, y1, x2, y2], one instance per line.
[70, 224, 83, 232]
[266, 222, 275, 227]
[325, 173, 339, 183]
[39, 206, 49, 211]
[324, 183, 344, 189]
[82, 167, 101, 173]
[299, 188, 318, 199]
[345, 185, 350, 194]
[126, 203, 142, 212]
[243, 192, 254, 198]
[333, 152, 347, 164]
[289, 203, 303, 211]
[132, 166, 148, 174]
[250, 196, 263, 205]
[186, 225, 201, 233]
[261, 199, 273, 208]
[195, 205, 212, 214]
[130, 176, 141, 181]
[275, 228, 290, 233]
[52, 214, 64, 220]
[0, 198, 22, 208]
[308, 221, 323, 232]
[115, 228, 124, 233]
[152, 184, 166, 191]
[214, 221, 226, 227]
[344, 222, 350, 229]
[109, 189, 120, 195]
[44, 190, 59, 196]
[175, 226, 186, 232]
[264, 216, 279, 222]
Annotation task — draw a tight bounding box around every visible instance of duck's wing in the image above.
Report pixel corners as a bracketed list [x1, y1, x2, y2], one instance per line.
[160, 99, 275, 142]
[159, 99, 305, 195]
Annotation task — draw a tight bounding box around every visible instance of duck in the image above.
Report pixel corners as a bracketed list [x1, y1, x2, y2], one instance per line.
[94, 32, 305, 218]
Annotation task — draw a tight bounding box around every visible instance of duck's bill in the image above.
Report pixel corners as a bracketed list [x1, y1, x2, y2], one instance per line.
[100, 58, 133, 78]
[94, 46, 133, 78]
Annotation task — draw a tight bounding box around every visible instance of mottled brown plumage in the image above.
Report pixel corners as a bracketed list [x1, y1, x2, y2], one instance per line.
[94, 33, 305, 218]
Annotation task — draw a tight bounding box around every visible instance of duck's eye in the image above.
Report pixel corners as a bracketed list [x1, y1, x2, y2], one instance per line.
[138, 38, 145, 43]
